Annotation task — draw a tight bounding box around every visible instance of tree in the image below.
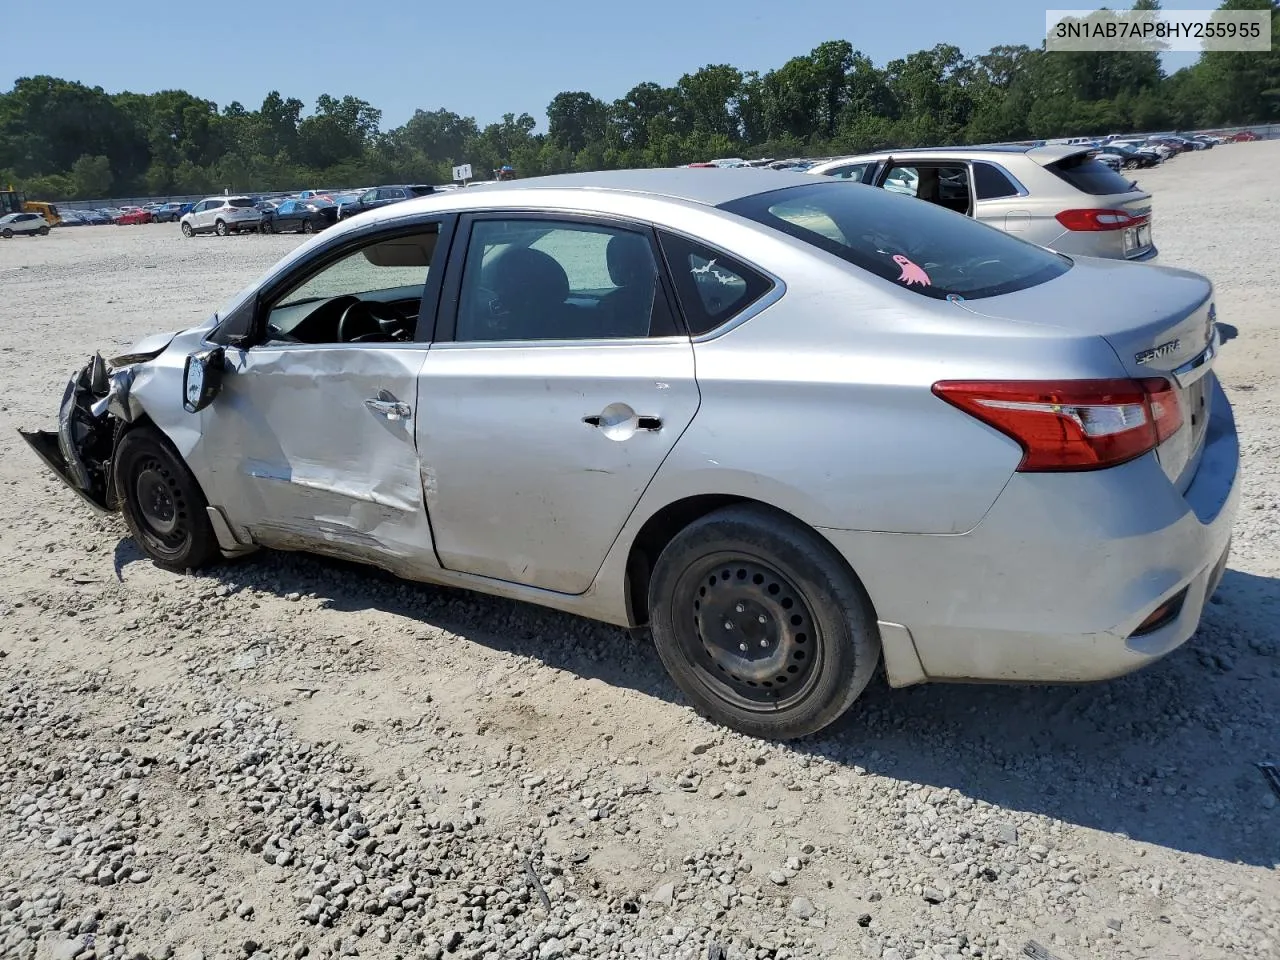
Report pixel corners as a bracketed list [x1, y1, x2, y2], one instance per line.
[71, 154, 112, 198]
[547, 92, 608, 153]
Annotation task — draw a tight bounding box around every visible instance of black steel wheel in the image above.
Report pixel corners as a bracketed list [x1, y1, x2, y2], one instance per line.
[115, 426, 219, 571]
[678, 556, 823, 709]
[648, 504, 881, 740]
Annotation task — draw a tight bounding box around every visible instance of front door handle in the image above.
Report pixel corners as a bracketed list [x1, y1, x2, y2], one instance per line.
[365, 391, 411, 421]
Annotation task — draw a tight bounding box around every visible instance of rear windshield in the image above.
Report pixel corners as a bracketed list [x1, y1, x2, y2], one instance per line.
[409, 186, 435, 197]
[720, 181, 1070, 301]
[1045, 154, 1137, 196]
[227, 197, 256, 208]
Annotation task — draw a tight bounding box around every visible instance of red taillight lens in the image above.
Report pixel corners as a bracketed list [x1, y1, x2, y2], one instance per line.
[932, 378, 1182, 471]
[1054, 208, 1147, 232]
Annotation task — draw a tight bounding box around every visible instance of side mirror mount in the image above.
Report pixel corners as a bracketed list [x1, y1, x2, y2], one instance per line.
[183, 347, 225, 413]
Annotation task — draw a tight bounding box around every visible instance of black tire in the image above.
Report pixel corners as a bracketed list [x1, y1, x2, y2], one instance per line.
[114, 426, 220, 571]
[215, 219, 228, 237]
[38, 225, 50, 236]
[1, 228, 12, 239]
[647, 504, 881, 740]
[302, 219, 314, 234]
[181, 222, 194, 237]
[260, 219, 273, 234]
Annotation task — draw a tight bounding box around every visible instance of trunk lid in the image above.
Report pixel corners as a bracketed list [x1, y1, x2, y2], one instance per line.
[957, 258, 1217, 491]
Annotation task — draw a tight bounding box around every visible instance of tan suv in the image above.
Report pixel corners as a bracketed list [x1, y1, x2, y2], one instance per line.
[807, 145, 1157, 262]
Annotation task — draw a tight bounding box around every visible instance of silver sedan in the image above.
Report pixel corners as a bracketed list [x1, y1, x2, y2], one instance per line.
[21, 169, 1240, 740]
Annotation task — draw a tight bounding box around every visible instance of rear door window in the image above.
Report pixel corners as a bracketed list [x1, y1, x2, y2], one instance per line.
[1045, 153, 1137, 195]
[720, 181, 1070, 301]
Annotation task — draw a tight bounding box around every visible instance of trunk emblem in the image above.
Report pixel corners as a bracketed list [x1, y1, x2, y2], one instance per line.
[1135, 339, 1180, 365]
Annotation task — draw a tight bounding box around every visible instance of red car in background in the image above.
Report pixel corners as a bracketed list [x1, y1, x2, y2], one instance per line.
[1229, 130, 1260, 142]
[115, 207, 153, 225]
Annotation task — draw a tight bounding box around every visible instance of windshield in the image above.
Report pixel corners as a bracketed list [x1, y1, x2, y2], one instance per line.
[720, 181, 1071, 301]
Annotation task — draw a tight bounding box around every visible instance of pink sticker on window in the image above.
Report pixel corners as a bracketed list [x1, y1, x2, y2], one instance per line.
[892, 254, 931, 287]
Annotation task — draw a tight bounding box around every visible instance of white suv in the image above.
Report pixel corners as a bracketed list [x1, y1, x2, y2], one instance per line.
[180, 197, 262, 237]
[0, 212, 51, 238]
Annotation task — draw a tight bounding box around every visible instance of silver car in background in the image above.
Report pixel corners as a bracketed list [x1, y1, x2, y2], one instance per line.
[21, 169, 1237, 740]
[808, 145, 1158, 262]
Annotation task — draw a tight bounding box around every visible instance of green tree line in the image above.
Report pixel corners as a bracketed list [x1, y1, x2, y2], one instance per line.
[2, 0, 1275, 201]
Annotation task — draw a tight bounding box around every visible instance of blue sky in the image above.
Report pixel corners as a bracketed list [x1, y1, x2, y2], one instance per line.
[6, 0, 1201, 130]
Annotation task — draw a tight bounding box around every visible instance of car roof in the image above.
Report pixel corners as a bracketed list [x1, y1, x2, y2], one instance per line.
[446, 167, 823, 206]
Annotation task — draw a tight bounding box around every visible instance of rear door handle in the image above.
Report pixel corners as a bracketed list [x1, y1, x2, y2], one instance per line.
[365, 392, 411, 420]
[583, 414, 662, 430]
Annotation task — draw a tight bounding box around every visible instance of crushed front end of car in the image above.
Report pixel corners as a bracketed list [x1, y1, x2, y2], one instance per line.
[20, 337, 173, 514]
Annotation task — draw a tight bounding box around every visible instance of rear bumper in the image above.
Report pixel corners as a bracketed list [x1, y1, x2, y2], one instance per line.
[820, 375, 1240, 685]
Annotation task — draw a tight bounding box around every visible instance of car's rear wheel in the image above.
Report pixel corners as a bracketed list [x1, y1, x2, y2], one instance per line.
[181, 222, 194, 237]
[215, 219, 228, 237]
[302, 219, 314, 234]
[647, 504, 881, 741]
[260, 219, 273, 234]
[115, 427, 220, 572]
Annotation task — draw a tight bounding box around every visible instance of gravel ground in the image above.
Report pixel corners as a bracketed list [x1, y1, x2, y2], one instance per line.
[1, 145, 1278, 960]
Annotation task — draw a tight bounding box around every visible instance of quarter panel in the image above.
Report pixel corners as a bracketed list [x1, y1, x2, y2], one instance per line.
[646, 259, 1132, 536]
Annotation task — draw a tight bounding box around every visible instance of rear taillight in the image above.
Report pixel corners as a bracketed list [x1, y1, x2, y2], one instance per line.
[932, 378, 1182, 471]
[1054, 208, 1147, 232]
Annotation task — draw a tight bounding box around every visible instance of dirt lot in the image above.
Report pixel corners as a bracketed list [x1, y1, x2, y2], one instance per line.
[1, 145, 1278, 960]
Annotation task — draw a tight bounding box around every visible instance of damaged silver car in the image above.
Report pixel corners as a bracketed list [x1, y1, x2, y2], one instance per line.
[22, 169, 1239, 741]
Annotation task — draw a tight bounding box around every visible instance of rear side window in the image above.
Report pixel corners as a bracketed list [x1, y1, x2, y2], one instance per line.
[720, 181, 1070, 301]
[973, 162, 1020, 200]
[1045, 154, 1136, 196]
[657, 231, 773, 335]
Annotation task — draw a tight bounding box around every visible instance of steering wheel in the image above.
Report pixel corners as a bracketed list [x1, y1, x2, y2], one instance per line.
[338, 299, 403, 343]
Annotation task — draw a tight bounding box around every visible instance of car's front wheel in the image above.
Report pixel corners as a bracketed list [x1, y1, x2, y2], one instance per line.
[647, 504, 881, 740]
[215, 219, 228, 237]
[38, 226, 50, 235]
[115, 426, 220, 572]
[1, 229, 12, 239]
[260, 219, 273, 234]
[302, 219, 314, 234]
